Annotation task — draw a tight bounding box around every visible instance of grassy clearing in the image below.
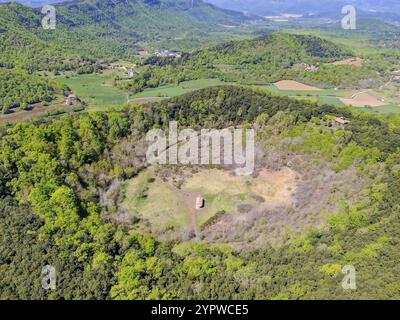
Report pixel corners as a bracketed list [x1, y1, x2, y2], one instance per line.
[58, 71, 400, 114]
[183, 169, 253, 227]
[122, 171, 190, 231]
[256, 85, 347, 106]
[132, 80, 348, 108]
[123, 168, 298, 232]
[131, 79, 235, 98]
[258, 85, 400, 111]
[268, 86, 352, 97]
[58, 72, 127, 108]
[356, 105, 400, 114]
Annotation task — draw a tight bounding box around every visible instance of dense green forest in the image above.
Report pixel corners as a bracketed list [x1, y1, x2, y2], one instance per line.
[2, 0, 400, 301]
[1, 86, 400, 299]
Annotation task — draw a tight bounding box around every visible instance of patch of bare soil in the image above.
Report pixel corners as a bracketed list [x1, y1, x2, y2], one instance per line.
[340, 92, 387, 107]
[252, 168, 297, 208]
[332, 57, 364, 67]
[0, 103, 75, 124]
[128, 97, 167, 104]
[274, 80, 322, 91]
[199, 150, 369, 249]
[164, 180, 201, 239]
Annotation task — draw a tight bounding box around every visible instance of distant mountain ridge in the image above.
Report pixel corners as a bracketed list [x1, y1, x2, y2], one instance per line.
[0, 0, 252, 30]
[0, 0, 254, 70]
[206, 0, 400, 22]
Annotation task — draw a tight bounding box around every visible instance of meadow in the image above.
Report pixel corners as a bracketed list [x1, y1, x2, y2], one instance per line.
[130, 78, 400, 113]
[58, 71, 127, 109]
[122, 167, 298, 239]
[130, 78, 235, 99]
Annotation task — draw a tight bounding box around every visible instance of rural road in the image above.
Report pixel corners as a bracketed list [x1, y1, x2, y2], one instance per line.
[166, 182, 201, 240]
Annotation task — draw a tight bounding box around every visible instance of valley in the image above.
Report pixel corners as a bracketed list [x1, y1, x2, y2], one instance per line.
[1, 0, 400, 302]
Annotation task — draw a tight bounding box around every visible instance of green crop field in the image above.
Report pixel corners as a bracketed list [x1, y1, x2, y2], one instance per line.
[131, 78, 235, 99]
[59, 73, 127, 108]
[254, 85, 348, 107]
[133, 80, 348, 108]
[356, 104, 400, 114]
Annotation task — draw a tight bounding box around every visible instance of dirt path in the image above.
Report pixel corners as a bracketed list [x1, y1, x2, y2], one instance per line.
[166, 182, 200, 239]
[0, 103, 74, 124]
[128, 97, 167, 104]
[351, 90, 371, 99]
[147, 167, 200, 239]
[350, 76, 393, 99]
[379, 76, 394, 90]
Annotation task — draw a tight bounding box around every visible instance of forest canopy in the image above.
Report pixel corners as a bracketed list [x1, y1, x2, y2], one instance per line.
[1, 86, 400, 299]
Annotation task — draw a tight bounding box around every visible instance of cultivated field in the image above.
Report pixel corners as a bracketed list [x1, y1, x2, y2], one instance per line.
[128, 97, 167, 104]
[332, 57, 364, 67]
[58, 72, 127, 108]
[131, 78, 233, 99]
[0, 103, 79, 125]
[340, 92, 387, 107]
[274, 80, 322, 91]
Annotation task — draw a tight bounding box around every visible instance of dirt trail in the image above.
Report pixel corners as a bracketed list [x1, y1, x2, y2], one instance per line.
[351, 90, 371, 99]
[166, 182, 200, 239]
[148, 167, 200, 239]
[379, 76, 394, 90]
[128, 97, 167, 104]
[0, 103, 73, 124]
[341, 92, 387, 107]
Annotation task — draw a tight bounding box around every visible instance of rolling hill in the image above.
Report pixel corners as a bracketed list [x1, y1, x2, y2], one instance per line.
[125, 32, 378, 92]
[206, 0, 400, 22]
[0, 0, 256, 112]
[0, 0, 254, 68]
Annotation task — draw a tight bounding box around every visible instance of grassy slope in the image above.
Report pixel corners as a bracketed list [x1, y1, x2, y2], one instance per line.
[131, 78, 234, 98]
[51, 0, 253, 52]
[0, 0, 254, 116]
[0, 0, 254, 67]
[59, 71, 127, 108]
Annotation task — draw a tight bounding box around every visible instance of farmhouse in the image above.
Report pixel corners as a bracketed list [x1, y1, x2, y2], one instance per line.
[65, 94, 78, 106]
[332, 117, 350, 128]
